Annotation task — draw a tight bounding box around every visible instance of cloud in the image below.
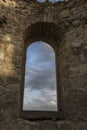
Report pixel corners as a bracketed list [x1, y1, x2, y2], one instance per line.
[37, 0, 64, 3]
[25, 66, 56, 90]
[23, 88, 58, 111]
[23, 41, 57, 111]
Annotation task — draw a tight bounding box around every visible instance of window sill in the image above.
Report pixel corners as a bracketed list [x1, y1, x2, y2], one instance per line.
[20, 110, 64, 120]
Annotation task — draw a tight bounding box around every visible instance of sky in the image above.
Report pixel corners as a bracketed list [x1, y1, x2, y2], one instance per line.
[23, 41, 58, 111]
[37, 0, 64, 3]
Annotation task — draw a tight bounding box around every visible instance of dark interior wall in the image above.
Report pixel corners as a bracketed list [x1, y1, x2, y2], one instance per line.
[0, 0, 87, 129]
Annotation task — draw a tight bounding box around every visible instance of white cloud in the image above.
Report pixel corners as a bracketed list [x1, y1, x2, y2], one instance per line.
[23, 41, 58, 111]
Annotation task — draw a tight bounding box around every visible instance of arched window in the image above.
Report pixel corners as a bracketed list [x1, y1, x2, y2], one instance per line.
[20, 22, 64, 119]
[23, 41, 57, 111]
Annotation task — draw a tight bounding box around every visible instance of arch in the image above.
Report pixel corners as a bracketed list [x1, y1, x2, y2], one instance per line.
[23, 22, 64, 50]
[20, 22, 64, 119]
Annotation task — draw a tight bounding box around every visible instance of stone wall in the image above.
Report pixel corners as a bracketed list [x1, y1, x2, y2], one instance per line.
[0, 0, 87, 129]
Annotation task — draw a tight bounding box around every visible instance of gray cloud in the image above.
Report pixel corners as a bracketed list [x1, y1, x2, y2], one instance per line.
[23, 88, 58, 111]
[25, 66, 56, 91]
[23, 41, 57, 111]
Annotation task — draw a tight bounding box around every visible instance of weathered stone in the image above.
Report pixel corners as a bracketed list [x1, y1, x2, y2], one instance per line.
[41, 121, 57, 130]
[0, 0, 87, 129]
[60, 9, 71, 18]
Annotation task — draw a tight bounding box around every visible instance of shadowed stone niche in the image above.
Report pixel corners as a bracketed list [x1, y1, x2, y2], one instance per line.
[0, 15, 7, 28]
[20, 22, 65, 120]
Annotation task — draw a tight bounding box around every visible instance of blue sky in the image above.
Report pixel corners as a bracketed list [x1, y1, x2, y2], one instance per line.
[37, 0, 64, 3]
[23, 41, 57, 111]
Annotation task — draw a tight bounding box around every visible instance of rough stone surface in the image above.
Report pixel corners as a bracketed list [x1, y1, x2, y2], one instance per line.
[0, 0, 87, 129]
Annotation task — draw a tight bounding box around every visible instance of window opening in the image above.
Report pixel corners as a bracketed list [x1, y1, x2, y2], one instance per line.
[37, 0, 65, 3]
[23, 41, 58, 111]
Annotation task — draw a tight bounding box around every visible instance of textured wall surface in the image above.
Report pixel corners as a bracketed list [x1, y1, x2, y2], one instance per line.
[0, 0, 87, 129]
